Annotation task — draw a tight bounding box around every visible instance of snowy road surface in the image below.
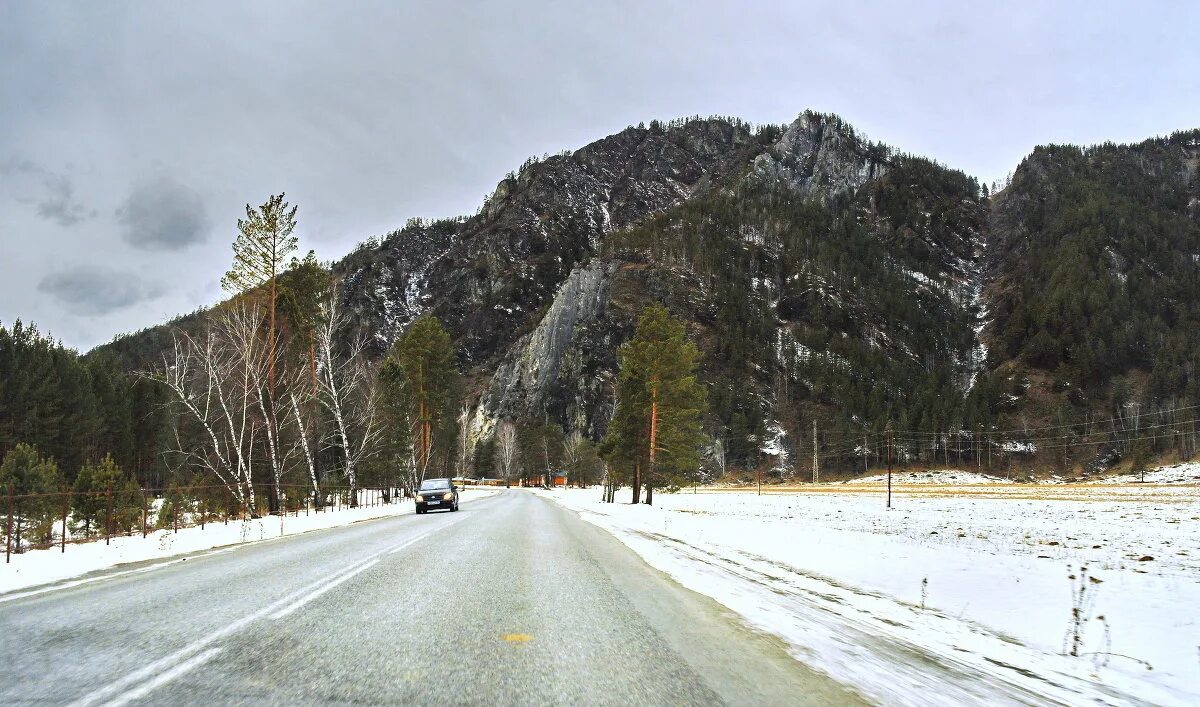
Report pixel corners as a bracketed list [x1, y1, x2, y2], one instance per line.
[0, 490, 862, 705]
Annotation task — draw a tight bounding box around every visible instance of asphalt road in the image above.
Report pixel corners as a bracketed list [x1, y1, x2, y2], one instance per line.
[0, 490, 864, 705]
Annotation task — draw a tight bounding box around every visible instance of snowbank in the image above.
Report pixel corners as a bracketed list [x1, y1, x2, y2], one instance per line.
[1, 489, 497, 596]
[539, 484, 1199, 705]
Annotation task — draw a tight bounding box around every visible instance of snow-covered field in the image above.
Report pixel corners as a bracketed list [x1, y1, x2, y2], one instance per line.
[0, 489, 497, 597]
[539, 471, 1200, 705]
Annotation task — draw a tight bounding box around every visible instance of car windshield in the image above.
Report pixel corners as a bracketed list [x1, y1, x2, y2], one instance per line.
[419, 479, 450, 491]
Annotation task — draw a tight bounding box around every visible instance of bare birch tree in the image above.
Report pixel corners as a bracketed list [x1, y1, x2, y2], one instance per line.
[223, 303, 296, 514]
[456, 403, 473, 481]
[495, 421, 519, 487]
[140, 305, 267, 515]
[314, 290, 381, 506]
[287, 386, 320, 507]
[709, 437, 727, 479]
[562, 430, 585, 488]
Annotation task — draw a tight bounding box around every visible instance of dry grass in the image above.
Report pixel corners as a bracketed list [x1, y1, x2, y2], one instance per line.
[691, 482, 1199, 503]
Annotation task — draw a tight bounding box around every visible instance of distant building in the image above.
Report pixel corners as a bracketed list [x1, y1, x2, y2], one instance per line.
[523, 471, 567, 487]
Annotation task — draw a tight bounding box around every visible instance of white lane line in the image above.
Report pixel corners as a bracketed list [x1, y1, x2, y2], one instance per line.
[270, 559, 380, 620]
[387, 516, 466, 554]
[101, 646, 222, 707]
[67, 513, 470, 707]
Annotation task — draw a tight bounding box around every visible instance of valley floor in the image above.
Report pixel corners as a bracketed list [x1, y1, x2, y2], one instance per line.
[538, 465, 1200, 705]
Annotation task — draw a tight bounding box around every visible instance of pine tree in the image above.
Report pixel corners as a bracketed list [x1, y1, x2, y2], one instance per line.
[278, 250, 331, 388]
[220, 193, 299, 390]
[518, 421, 564, 486]
[601, 305, 707, 504]
[1, 443, 63, 550]
[374, 354, 414, 493]
[72, 454, 139, 537]
[391, 316, 461, 478]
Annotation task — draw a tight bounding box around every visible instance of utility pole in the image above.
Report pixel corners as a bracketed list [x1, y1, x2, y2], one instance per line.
[812, 419, 819, 484]
[977, 424, 982, 470]
[886, 422, 894, 509]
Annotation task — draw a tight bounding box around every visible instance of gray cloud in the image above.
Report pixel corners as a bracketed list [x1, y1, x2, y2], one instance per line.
[2, 2, 1199, 350]
[37, 266, 166, 316]
[3, 157, 94, 227]
[115, 177, 210, 251]
[36, 172, 94, 227]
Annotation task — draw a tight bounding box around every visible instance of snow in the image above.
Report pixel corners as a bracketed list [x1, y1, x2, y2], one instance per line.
[1089, 462, 1200, 485]
[834, 470, 1018, 486]
[760, 422, 787, 456]
[0, 489, 497, 596]
[901, 267, 937, 289]
[538, 475, 1199, 705]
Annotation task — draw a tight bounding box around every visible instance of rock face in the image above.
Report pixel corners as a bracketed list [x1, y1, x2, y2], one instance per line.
[337, 219, 459, 347]
[750, 113, 888, 198]
[481, 259, 620, 435]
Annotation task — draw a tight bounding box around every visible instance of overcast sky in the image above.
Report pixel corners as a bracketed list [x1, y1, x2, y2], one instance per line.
[2, 1, 1198, 351]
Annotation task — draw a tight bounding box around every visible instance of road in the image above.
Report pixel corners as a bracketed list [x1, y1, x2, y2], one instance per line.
[0, 490, 864, 705]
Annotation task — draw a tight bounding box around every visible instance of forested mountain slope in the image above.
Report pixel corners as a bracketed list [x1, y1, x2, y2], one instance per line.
[985, 131, 1200, 400]
[83, 114, 1200, 479]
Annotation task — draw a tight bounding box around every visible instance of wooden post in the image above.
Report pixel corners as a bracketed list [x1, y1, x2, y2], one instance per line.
[812, 420, 819, 484]
[648, 383, 659, 505]
[886, 423, 894, 509]
[60, 486, 69, 553]
[977, 425, 982, 470]
[5, 485, 12, 563]
[105, 485, 113, 546]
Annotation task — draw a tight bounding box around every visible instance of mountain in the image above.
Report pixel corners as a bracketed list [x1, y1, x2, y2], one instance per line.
[92, 113, 1200, 476]
[984, 132, 1200, 400]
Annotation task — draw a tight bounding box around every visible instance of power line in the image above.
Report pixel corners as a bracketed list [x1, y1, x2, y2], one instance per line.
[888, 416, 1200, 446]
[809, 402, 1200, 439]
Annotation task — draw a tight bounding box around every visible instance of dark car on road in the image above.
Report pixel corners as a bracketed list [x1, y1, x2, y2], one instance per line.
[415, 478, 459, 514]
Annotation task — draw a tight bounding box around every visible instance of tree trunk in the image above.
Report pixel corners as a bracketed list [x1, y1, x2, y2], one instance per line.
[268, 269, 276, 391]
[308, 332, 317, 390]
[631, 462, 641, 504]
[290, 392, 320, 511]
[647, 385, 659, 505]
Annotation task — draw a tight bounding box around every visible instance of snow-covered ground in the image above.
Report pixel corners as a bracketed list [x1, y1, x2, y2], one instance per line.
[538, 472, 1200, 705]
[1088, 462, 1200, 485]
[1, 489, 497, 596]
